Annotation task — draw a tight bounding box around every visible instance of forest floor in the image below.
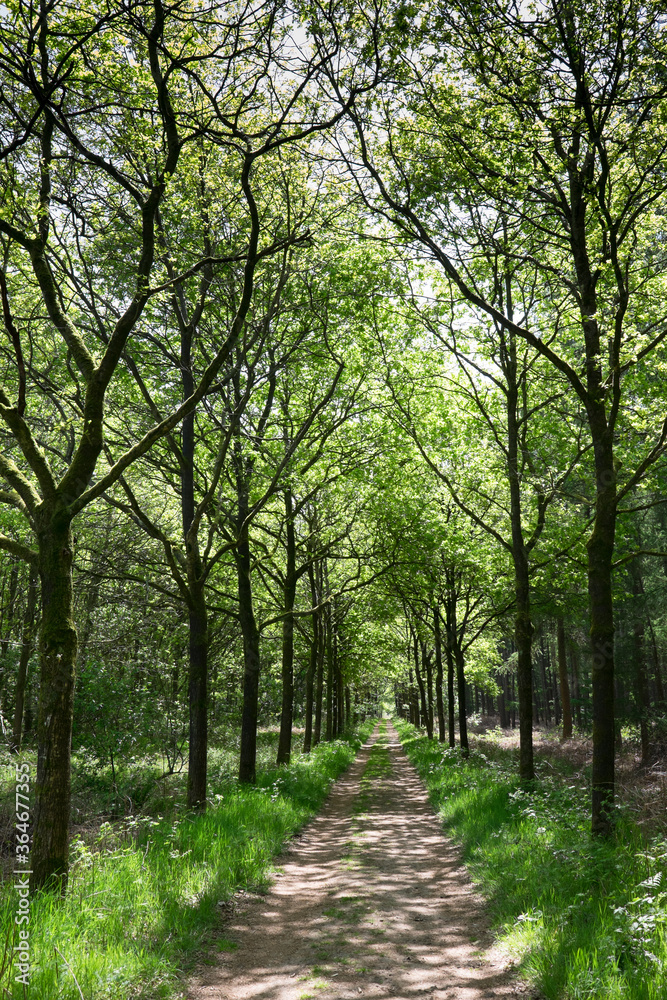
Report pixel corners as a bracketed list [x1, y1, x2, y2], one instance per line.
[188, 722, 535, 1000]
[466, 719, 667, 837]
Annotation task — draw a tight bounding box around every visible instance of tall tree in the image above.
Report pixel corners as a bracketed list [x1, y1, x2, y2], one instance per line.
[0, 0, 378, 888]
[337, 0, 667, 833]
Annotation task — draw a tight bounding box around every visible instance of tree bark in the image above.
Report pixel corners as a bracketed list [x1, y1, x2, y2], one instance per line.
[556, 617, 572, 739]
[570, 641, 583, 727]
[497, 669, 508, 728]
[540, 637, 552, 727]
[413, 632, 431, 737]
[407, 665, 419, 726]
[631, 568, 651, 767]
[180, 314, 209, 810]
[313, 611, 325, 746]
[325, 604, 334, 741]
[647, 615, 665, 710]
[31, 510, 77, 892]
[433, 607, 446, 742]
[303, 563, 318, 754]
[336, 639, 344, 736]
[588, 423, 617, 835]
[186, 583, 208, 807]
[0, 560, 19, 664]
[424, 641, 435, 738]
[505, 323, 535, 782]
[277, 489, 296, 764]
[10, 566, 38, 754]
[552, 652, 561, 726]
[237, 520, 261, 783]
[445, 642, 455, 747]
[454, 640, 468, 754]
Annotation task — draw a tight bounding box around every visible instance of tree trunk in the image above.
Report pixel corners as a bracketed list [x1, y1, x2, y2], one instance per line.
[303, 564, 318, 754]
[512, 543, 535, 773]
[180, 316, 210, 809]
[556, 617, 573, 739]
[588, 427, 617, 836]
[635, 618, 651, 767]
[570, 642, 583, 727]
[413, 632, 431, 737]
[76, 526, 106, 673]
[631, 569, 651, 767]
[445, 642, 455, 747]
[532, 662, 541, 724]
[647, 615, 665, 710]
[10, 566, 39, 754]
[313, 608, 325, 747]
[552, 649, 561, 726]
[434, 608, 446, 742]
[424, 642, 435, 738]
[540, 637, 551, 727]
[31, 511, 77, 892]
[497, 670, 508, 728]
[505, 325, 535, 782]
[326, 605, 334, 741]
[277, 489, 296, 765]
[454, 642, 468, 754]
[336, 648, 344, 736]
[187, 583, 208, 808]
[237, 523, 261, 784]
[303, 632, 316, 753]
[0, 559, 19, 662]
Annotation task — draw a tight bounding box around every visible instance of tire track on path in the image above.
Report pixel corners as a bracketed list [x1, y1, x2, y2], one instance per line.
[189, 722, 528, 1000]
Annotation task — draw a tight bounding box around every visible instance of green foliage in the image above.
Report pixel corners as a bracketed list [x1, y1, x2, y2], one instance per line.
[396, 719, 667, 1000]
[72, 652, 188, 781]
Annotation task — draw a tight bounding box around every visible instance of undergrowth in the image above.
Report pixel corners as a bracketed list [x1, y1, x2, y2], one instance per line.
[396, 718, 667, 1000]
[0, 723, 373, 1000]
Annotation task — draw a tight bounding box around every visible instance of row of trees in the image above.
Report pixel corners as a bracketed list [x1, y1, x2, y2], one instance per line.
[2, 0, 667, 889]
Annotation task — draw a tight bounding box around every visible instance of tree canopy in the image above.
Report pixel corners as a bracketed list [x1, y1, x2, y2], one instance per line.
[1, 0, 667, 891]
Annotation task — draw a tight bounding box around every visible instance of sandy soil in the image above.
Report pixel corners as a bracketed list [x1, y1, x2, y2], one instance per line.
[188, 723, 533, 1000]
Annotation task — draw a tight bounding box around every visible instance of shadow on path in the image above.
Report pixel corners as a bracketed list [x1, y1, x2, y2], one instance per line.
[188, 723, 526, 1000]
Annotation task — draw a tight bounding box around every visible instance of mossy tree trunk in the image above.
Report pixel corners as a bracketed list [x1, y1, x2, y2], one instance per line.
[433, 606, 446, 743]
[412, 631, 431, 738]
[31, 507, 77, 892]
[277, 489, 297, 765]
[237, 515, 261, 784]
[424, 641, 435, 737]
[186, 580, 208, 808]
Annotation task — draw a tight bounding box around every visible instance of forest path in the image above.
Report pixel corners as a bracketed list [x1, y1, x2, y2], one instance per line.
[188, 722, 528, 1000]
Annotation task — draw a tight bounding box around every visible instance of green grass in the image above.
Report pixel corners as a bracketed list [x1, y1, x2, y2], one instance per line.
[0, 730, 295, 838]
[395, 718, 667, 1000]
[0, 724, 374, 1000]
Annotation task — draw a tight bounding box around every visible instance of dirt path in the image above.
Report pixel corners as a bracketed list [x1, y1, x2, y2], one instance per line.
[189, 723, 527, 1000]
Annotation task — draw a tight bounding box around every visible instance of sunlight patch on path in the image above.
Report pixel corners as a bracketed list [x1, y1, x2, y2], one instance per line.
[188, 723, 527, 1000]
